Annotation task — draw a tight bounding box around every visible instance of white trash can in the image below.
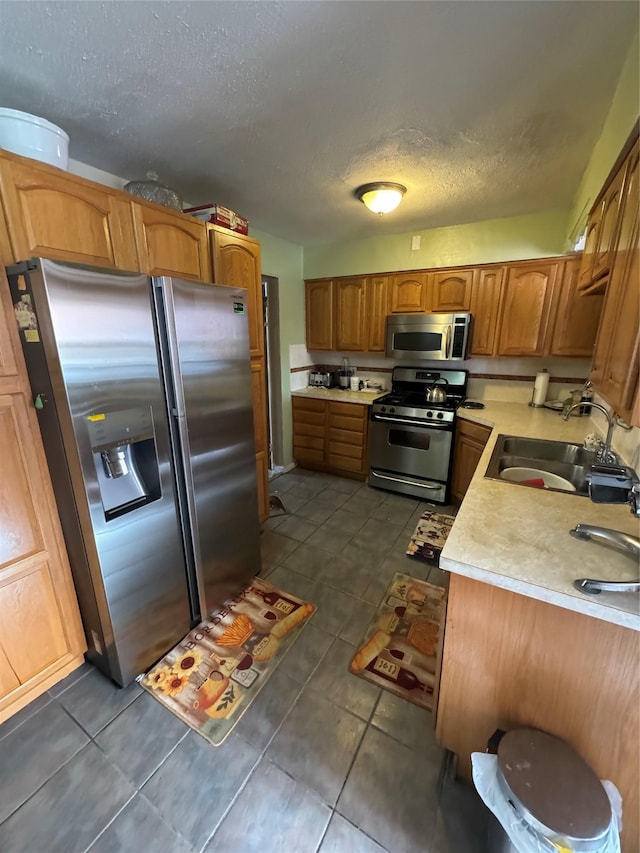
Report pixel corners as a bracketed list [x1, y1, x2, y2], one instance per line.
[473, 729, 622, 852]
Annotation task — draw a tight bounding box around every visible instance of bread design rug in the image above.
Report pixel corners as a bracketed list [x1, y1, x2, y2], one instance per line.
[349, 573, 446, 711]
[406, 510, 455, 564]
[140, 577, 315, 746]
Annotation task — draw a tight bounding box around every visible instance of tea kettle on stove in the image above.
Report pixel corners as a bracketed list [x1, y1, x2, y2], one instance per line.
[425, 377, 448, 404]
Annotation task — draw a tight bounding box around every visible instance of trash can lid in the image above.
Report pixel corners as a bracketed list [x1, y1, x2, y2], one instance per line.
[497, 728, 612, 850]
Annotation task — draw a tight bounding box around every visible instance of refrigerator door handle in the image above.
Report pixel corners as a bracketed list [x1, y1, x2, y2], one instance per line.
[153, 278, 187, 419]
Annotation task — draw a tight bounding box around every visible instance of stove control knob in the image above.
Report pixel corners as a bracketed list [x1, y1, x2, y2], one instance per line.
[381, 406, 386, 412]
[427, 411, 433, 418]
[437, 412, 444, 419]
[389, 407, 395, 413]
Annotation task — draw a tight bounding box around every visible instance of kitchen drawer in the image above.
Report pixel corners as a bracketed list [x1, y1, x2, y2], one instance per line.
[294, 420, 326, 438]
[328, 441, 364, 460]
[327, 451, 365, 473]
[293, 397, 326, 414]
[294, 435, 325, 451]
[329, 414, 366, 434]
[295, 448, 325, 468]
[457, 419, 492, 443]
[329, 400, 367, 418]
[329, 427, 365, 446]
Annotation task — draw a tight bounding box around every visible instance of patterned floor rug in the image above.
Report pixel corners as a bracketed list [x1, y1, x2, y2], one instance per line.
[349, 573, 446, 712]
[140, 577, 315, 746]
[406, 510, 455, 563]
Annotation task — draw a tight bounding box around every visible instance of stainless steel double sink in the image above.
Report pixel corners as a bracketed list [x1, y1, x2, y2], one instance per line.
[484, 434, 597, 496]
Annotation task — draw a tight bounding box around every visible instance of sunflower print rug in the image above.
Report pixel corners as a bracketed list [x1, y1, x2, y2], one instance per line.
[140, 576, 316, 746]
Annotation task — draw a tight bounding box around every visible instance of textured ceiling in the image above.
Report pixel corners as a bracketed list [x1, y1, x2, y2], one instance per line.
[0, 1, 637, 245]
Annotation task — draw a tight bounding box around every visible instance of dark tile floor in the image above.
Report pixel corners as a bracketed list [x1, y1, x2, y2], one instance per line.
[0, 469, 488, 853]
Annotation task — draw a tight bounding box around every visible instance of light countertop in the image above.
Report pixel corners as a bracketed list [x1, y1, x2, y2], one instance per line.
[291, 386, 386, 405]
[445, 401, 640, 630]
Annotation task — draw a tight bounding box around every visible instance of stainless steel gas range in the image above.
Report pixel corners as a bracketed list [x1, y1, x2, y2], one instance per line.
[368, 366, 468, 503]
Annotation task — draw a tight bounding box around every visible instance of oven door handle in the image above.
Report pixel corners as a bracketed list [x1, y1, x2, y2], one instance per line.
[370, 471, 442, 490]
[372, 413, 449, 428]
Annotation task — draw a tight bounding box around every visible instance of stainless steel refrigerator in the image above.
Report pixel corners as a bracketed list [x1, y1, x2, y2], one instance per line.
[6, 257, 260, 686]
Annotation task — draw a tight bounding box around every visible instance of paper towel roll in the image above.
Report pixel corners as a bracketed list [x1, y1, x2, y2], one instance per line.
[532, 370, 550, 406]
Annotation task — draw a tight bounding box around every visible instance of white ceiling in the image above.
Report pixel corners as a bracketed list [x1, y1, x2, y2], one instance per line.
[0, 1, 637, 246]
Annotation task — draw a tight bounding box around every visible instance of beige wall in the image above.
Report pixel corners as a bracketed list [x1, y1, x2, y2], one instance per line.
[303, 209, 568, 279]
[565, 33, 640, 249]
[252, 228, 304, 468]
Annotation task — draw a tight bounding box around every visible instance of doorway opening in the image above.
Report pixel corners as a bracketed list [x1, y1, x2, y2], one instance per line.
[262, 275, 284, 477]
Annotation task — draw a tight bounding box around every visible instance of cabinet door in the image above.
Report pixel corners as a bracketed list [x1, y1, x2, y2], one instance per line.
[366, 276, 388, 352]
[255, 451, 269, 527]
[305, 280, 334, 350]
[496, 262, 559, 356]
[250, 359, 269, 523]
[0, 157, 138, 270]
[335, 277, 366, 351]
[469, 267, 504, 357]
[431, 269, 474, 312]
[451, 420, 492, 502]
[388, 272, 429, 313]
[132, 203, 210, 282]
[592, 161, 626, 282]
[211, 229, 263, 358]
[577, 213, 601, 292]
[0, 392, 86, 718]
[549, 258, 604, 357]
[591, 142, 639, 422]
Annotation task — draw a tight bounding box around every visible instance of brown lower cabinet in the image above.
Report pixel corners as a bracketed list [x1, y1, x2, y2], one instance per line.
[292, 396, 369, 478]
[451, 419, 492, 502]
[436, 573, 639, 851]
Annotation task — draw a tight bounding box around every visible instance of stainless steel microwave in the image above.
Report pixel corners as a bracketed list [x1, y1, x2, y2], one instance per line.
[385, 312, 472, 361]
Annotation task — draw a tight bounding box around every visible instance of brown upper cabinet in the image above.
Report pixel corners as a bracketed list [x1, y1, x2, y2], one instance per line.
[468, 267, 505, 357]
[335, 277, 367, 351]
[431, 268, 474, 312]
[366, 275, 389, 352]
[496, 261, 559, 357]
[590, 139, 639, 424]
[305, 279, 335, 350]
[549, 257, 604, 358]
[578, 156, 627, 293]
[0, 154, 139, 270]
[388, 272, 429, 313]
[210, 226, 263, 359]
[131, 201, 210, 282]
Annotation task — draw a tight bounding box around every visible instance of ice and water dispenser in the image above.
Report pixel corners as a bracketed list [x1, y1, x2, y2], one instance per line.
[87, 407, 161, 520]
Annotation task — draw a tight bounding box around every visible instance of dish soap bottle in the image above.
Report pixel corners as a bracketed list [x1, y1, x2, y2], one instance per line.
[579, 380, 593, 416]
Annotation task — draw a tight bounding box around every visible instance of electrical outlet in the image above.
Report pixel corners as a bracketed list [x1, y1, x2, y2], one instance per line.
[411, 235, 421, 251]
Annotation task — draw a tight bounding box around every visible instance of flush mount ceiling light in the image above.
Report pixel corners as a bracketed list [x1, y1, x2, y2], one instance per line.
[355, 182, 406, 215]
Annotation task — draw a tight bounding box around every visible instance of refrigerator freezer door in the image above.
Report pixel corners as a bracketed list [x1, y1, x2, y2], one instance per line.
[155, 277, 260, 618]
[10, 258, 192, 686]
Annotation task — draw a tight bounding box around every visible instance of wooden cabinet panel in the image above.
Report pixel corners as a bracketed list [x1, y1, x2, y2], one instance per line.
[0, 392, 85, 718]
[592, 159, 626, 282]
[0, 156, 138, 270]
[210, 228, 263, 358]
[496, 262, 559, 356]
[0, 397, 45, 568]
[451, 419, 492, 502]
[431, 269, 474, 312]
[469, 267, 504, 357]
[436, 574, 639, 851]
[0, 267, 18, 378]
[549, 257, 604, 357]
[335, 277, 366, 351]
[591, 141, 639, 423]
[577, 214, 601, 292]
[305, 279, 334, 350]
[292, 397, 368, 478]
[251, 359, 269, 456]
[366, 276, 388, 351]
[389, 272, 429, 313]
[255, 451, 269, 526]
[0, 558, 70, 685]
[132, 203, 210, 282]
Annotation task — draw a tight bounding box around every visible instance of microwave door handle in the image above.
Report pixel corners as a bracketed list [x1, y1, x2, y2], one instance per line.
[442, 324, 452, 359]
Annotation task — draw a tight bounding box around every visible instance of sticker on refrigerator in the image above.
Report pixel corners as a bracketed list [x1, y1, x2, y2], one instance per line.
[233, 302, 245, 314]
[14, 295, 39, 336]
